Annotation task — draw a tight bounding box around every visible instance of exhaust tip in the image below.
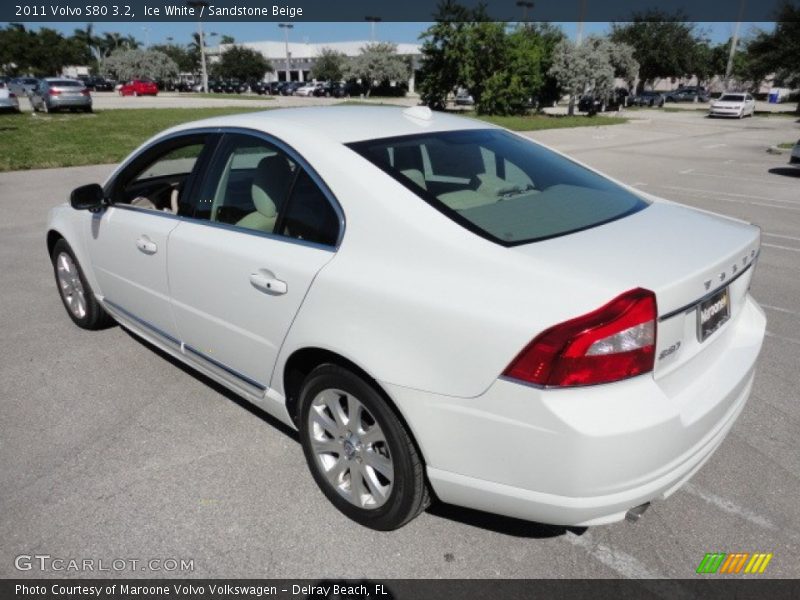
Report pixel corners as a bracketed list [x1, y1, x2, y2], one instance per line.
[625, 502, 651, 523]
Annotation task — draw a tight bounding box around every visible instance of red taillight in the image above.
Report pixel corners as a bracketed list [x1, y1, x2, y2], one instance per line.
[503, 288, 657, 387]
[8, 92, 15, 98]
[81, 89, 90, 96]
[49, 89, 61, 96]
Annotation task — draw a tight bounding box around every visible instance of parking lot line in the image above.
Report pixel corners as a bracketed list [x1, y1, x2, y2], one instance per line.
[681, 482, 776, 530]
[563, 530, 667, 579]
[761, 304, 800, 317]
[763, 243, 800, 252]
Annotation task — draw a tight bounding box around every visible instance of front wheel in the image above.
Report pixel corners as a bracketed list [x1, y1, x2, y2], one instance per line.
[298, 364, 430, 530]
[51, 239, 114, 330]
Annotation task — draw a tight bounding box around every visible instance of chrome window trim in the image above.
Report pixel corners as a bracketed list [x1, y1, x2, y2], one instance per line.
[104, 126, 346, 250]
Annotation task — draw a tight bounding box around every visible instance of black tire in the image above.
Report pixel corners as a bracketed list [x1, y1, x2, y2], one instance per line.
[51, 239, 114, 330]
[298, 364, 430, 530]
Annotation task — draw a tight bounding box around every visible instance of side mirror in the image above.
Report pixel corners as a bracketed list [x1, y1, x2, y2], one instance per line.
[70, 183, 105, 211]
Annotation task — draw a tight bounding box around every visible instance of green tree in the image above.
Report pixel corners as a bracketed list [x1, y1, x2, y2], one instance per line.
[549, 36, 637, 115]
[150, 43, 195, 73]
[0, 24, 35, 75]
[460, 20, 507, 110]
[312, 47, 346, 81]
[742, 6, 800, 111]
[417, 0, 479, 109]
[344, 42, 409, 97]
[476, 25, 549, 115]
[219, 34, 235, 45]
[103, 48, 178, 82]
[611, 13, 703, 91]
[215, 45, 272, 81]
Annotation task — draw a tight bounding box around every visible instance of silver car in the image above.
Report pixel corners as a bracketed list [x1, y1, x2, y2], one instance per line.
[8, 77, 39, 96]
[0, 82, 21, 112]
[30, 78, 92, 113]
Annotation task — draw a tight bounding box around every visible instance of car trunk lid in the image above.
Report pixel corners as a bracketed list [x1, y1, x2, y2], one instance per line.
[512, 201, 760, 377]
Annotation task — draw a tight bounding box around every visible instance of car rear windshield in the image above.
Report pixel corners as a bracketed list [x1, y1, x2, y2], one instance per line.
[719, 94, 745, 101]
[348, 129, 648, 246]
[50, 80, 82, 87]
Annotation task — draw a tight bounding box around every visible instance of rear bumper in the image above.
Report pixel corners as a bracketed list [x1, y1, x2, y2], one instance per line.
[384, 295, 765, 526]
[50, 96, 91, 108]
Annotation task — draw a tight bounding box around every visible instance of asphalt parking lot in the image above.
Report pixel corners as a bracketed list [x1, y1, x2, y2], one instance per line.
[0, 108, 798, 580]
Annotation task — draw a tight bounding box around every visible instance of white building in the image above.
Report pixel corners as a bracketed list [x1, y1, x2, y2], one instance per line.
[209, 40, 422, 92]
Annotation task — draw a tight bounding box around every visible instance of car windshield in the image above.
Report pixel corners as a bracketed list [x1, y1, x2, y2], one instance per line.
[50, 80, 82, 87]
[349, 129, 648, 246]
[719, 94, 745, 102]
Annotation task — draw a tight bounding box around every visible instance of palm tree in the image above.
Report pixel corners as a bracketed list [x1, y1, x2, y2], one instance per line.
[122, 35, 141, 50]
[73, 24, 101, 62]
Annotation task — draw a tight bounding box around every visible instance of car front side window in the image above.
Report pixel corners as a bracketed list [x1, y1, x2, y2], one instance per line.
[110, 136, 209, 215]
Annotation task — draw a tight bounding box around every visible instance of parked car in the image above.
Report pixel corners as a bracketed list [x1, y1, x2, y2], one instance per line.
[664, 87, 710, 103]
[578, 89, 629, 113]
[250, 81, 270, 95]
[49, 106, 765, 531]
[632, 91, 665, 107]
[0, 81, 21, 112]
[454, 90, 475, 106]
[30, 78, 92, 113]
[790, 139, 800, 167]
[8, 76, 39, 97]
[227, 79, 249, 94]
[708, 93, 756, 118]
[165, 80, 194, 93]
[82, 76, 114, 92]
[280, 81, 303, 96]
[313, 82, 339, 97]
[119, 79, 158, 96]
[295, 83, 321, 97]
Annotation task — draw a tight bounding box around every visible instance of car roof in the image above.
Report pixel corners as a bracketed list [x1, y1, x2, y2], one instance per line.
[45, 77, 82, 83]
[167, 105, 497, 144]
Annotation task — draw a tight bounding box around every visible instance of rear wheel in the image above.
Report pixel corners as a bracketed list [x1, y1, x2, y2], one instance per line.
[298, 364, 430, 530]
[51, 239, 114, 330]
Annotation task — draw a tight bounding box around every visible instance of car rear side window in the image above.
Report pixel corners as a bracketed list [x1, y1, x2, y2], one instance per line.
[349, 129, 648, 246]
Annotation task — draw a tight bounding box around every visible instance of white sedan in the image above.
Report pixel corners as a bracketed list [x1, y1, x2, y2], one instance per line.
[47, 106, 766, 530]
[709, 93, 756, 118]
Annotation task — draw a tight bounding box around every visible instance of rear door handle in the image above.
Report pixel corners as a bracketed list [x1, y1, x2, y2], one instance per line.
[136, 236, 157, 255]
[250, 270, 288, 295]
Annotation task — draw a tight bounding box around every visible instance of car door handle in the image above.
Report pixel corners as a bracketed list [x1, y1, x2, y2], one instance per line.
[136, 236, 157, 255]
[249, 271, 287, 295]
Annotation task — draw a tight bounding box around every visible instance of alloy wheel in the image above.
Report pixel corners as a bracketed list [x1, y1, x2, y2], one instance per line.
[56, 252, 87, 319]
[307, 388, 394, 509]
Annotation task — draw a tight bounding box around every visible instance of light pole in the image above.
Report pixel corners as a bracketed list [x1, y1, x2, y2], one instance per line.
[365, 16, 382, 42]
[187, 1, 209, 93]
[724, 0, 747, 89]
[141, 26, 150, 48]
[279, 23, 294, 82]
[516, 1, 534, 24]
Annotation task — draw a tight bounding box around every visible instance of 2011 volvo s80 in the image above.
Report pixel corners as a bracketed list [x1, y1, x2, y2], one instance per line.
[47, 106, 766, 530]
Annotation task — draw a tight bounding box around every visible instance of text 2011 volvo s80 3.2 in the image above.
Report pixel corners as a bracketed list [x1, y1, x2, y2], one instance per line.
[47, 106, 766, 530]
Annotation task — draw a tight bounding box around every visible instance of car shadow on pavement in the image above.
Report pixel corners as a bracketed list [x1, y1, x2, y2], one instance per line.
[426, 502, 587, 539]
[768, 167, 800, 178]
[121, 328, 300, 444]
[123, 328, 587, 539]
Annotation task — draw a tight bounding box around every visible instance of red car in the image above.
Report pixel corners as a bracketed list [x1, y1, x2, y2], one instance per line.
[119, 79, 158, 96]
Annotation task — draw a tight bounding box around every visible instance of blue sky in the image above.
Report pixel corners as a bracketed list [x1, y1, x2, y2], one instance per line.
[11, 21, 775, 46]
